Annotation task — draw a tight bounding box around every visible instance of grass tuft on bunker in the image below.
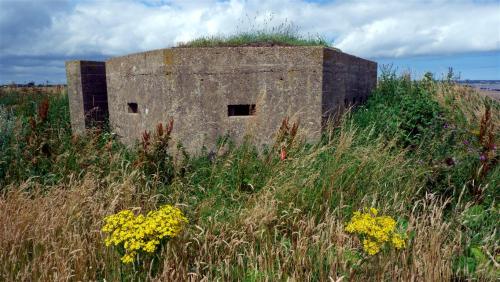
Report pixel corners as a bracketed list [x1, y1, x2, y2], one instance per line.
[177, 22, 331, 48]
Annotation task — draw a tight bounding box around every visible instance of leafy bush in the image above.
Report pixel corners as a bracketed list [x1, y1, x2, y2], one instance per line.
[351, 70, 498, 204]
[353, 68, 442, 148]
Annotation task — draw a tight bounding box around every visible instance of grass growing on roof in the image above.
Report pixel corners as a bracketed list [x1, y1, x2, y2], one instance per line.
[177, 22, 331, 48]
[177, 32, 330, 48]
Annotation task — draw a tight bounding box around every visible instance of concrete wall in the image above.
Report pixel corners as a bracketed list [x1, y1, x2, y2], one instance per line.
[321, 48, 377, 125]
[65, 61, 108, 134]
[66, 61, 85, 134]
[66, 47, 376, 153]
[106, 47, 326, 152]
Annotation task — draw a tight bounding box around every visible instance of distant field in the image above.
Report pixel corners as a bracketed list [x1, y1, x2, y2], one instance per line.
[459, 80, 500, 100]
[1, 85, 66, 95]
[478, 89, 500, 100]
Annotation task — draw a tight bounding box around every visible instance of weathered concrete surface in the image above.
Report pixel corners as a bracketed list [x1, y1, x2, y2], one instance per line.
[322, 48, 377, 125]
[65, 60, 108, 133]
[66, 61, 85, 134]
[67, 47, 376, 153]
[106, 47, 324, 152]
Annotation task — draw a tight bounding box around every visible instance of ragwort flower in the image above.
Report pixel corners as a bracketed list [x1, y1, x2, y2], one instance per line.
[102, 204, 188, 264]
[345, 207, 406, 255]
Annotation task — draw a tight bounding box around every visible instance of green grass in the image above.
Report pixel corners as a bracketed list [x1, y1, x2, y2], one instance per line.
[0, 73, 498, 281]
[177, 28, 331, 48]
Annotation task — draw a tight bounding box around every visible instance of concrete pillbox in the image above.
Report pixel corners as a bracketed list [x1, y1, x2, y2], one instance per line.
[66, 46, 376, 153]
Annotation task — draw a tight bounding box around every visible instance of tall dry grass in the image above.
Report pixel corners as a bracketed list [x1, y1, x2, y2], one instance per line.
[0, 170, 158, 281]
[0, 123, 473, 281]
[435, 83, 499, 130]
[0, 181, 462, 281]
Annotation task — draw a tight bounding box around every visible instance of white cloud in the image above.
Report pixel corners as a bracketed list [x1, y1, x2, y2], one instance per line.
[1, 0, 499, 60]
[331, 1, 500, 57]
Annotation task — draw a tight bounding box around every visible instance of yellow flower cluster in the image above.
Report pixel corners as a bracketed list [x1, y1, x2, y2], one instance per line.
[102, 205, 188, 264]
[345, 208, 405, 255]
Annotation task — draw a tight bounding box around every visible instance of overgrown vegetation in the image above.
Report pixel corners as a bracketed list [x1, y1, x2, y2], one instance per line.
[0, 70, 498, 281]
[177, 21, 330, 48]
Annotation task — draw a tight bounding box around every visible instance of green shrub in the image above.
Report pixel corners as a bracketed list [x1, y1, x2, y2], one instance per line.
[0, 91, 127, 188]
[353, 68, 442, 148]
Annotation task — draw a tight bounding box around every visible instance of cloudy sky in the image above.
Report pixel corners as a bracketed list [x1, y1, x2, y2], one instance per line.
[0, 0, 499, 84]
